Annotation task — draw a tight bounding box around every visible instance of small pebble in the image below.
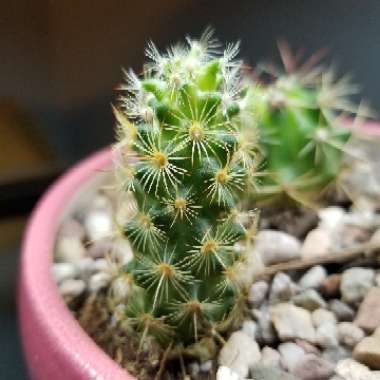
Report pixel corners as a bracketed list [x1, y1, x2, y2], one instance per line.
[340, 267, 375, 305]
[56, 236, 86, 263]
[338, 322, 365, 347]
[216, 366, 240, 380]
[329, 300, 355, 322]
[321, 274, 341, 298]
[88, 272, 112, 293]
[269, 272, 297, 304]
[301, 229, 333, 260]
[200, 360, 212, 373]
[278, 342, 305, 372]
[254, 230, 301, 265]
[260, 346, 281, 367]
[335, 358, 374, 380]
[318, 207, 345, 231]
[188, 362, 200, 377]
[85, 209, 113, 242]
[270, 303, 316, 343]
[315, 322, 339, 348]
[52, 262, 77, 284]
[59, 279, 86, 297]
[292, 289, 327, 311]
[218, 331, 261, 378]
[58, 218, 86, 240]
[248, 281, 269, 307]
[312, 309, 337, 328]
[293, 354, 335, 380]
[299, 265, 327, 289]
[241, 320, 258, 340]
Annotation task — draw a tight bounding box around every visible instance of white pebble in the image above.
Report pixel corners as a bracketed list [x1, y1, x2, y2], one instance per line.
[318, 207, 345, 231]
[85, 210, 113, 241]
[89, 272, 112, 293]
[299, 265, 327, 289]
[312, 309, 337, 328]
[56, 236, 85, 263]
[338, 322, 365, 347]
[52, 263, 77, 284]
[94, 258, 110, 273]
[59, 279, 86, 297]
[315, 322, 339, 348]
[278, 342, 305, 372]
[216, 366, 240, 380]
[248, 281, 269, 307]
[241, 320, 258, 339]
[254, 230, 301, 265]
[200, 360, 212, 373]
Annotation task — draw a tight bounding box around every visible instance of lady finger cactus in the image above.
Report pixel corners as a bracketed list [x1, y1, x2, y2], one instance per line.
[248, 45, 369, 207]
[112, 29, 259, 348]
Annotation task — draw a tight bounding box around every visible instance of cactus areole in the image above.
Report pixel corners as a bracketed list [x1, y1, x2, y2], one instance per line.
[112, 29, 259, 347]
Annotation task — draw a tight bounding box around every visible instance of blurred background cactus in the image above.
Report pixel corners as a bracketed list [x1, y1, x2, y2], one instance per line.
[112, 29, 259, 349]
[248, 42, 370, 207]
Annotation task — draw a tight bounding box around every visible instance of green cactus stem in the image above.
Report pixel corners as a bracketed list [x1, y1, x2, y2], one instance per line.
[112, 29, 259, 348]
[249, 44, 370, 207]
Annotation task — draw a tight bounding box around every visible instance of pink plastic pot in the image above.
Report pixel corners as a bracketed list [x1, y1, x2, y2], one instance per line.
[19, 148, 134, 380]
[18, 122, 380, 380]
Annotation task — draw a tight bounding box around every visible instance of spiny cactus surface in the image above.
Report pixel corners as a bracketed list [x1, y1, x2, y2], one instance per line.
[249, 45, 368, 206]
[113, 29, 259, 347]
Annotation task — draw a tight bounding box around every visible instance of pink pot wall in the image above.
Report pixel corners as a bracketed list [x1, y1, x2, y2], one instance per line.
[18, 148, 134, 380]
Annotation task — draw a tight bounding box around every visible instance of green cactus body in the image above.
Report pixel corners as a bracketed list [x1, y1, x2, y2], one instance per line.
[249, 71, 356, 205]
[113, 30, 258, 347]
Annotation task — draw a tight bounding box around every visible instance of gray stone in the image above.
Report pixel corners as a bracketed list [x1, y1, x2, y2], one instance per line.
[338, 322, 365, 348]
[270, 303, 316, 343]
[278, 342, 305, 372]
[293, 354, 335, 380]
[269, 272, 297, 304]
[329, 300, 355, 322]
[293, 289, 327, 311]
[248, 281, 269, 307]
[340, 267, 375, 305]
[299, 265, 328, 289]
[218, 331, 261, 378]
[254, 230, 301, 265]
[250, 364, 298, 380]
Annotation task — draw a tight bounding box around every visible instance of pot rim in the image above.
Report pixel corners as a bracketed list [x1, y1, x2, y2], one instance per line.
[19, 147, 134, 380]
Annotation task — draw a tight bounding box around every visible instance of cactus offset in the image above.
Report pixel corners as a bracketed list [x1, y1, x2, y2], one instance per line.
[112, 29, 259, 347]
[249, 44, 369, 206]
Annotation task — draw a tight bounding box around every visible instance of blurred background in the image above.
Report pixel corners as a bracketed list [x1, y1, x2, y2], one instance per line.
[1, 1, 380, 378]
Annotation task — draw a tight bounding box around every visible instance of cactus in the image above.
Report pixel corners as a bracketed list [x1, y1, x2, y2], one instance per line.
[248, 44, 368, 207]
[112, 29, 259, 349]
